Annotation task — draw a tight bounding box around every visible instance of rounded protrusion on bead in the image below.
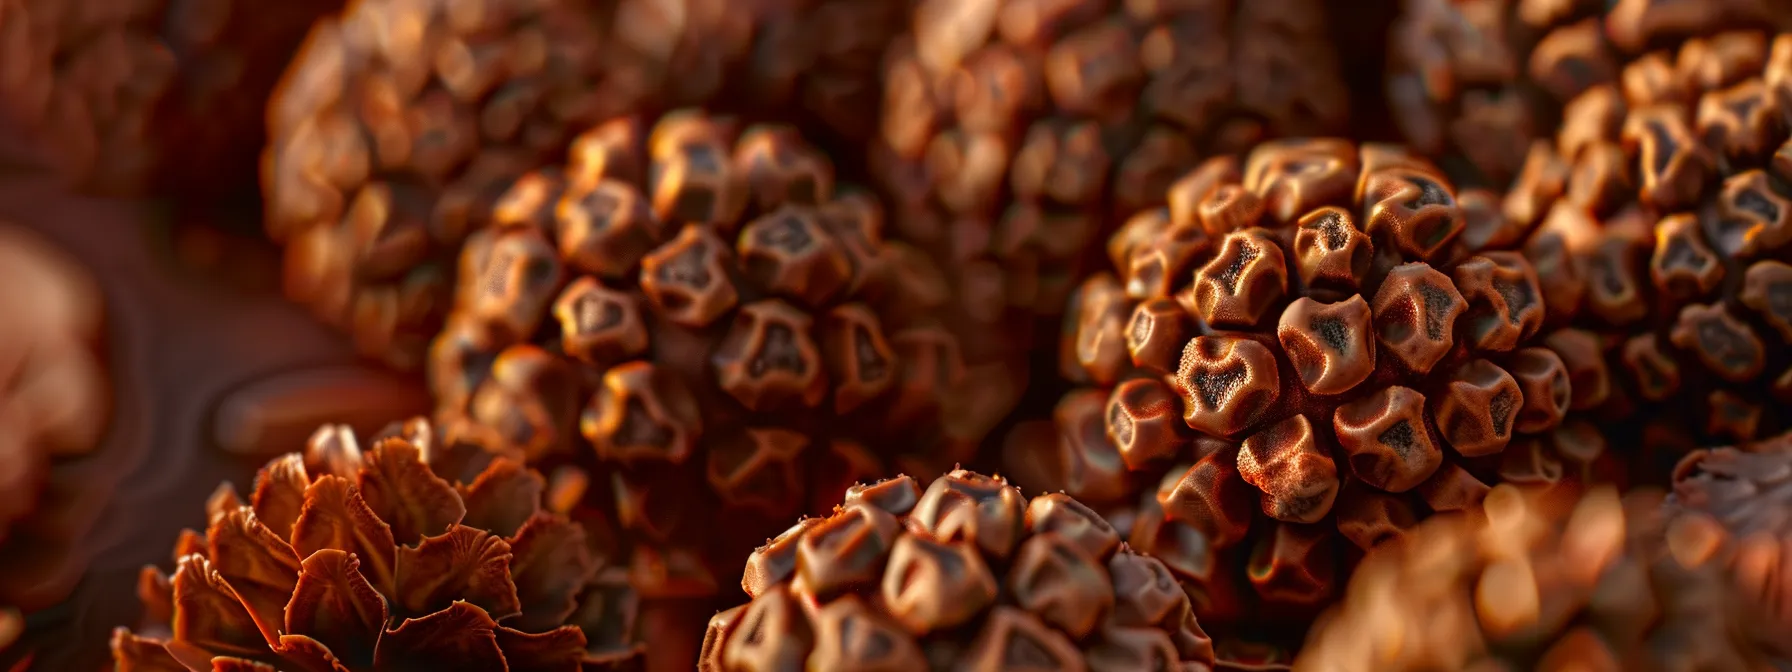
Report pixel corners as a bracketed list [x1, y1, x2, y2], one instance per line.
[1185, 228, 1288, 329]
[1432, 359, 1522, 457]
[465, 345, 579, 461]
[738, 206, 854, 308]
[567, 116, 646, 188]
[1360, 166, 1464, 262]
[1543, 329, 1610, 411]
[1067, 274, 1132, 385]
[1042, 391, 1133, 506]
[1237, 415, 1340, 524]
[1025, 493, 1122, 563]
[1106, 378, 1191, 471]
[734, 125, 835, 211]
[1293, 206, 1372, 292]
[717, 586, 812, 671]
[647, 114, 746, 227]
[1159, 448, 1255, 548]
[1506, 347, 1572, 433]
[1621, 105, 1713, 213]
[881, 534, 998, 634]
[1565, 141, 1632, 215]
[742, 517, 825, 598]
[820, 304, 897, 414]
[1196, 183, 1266, 236]
[1371, 263, 1468, 374]
[957, 608, 1082, 670]
[1123, 222, 1214, 301]
[552, 277, 650, 368]
[1650, 212, 1725, 299]
[1170, 335, 1281, 437]
[795, 503, 902, 600]
[1740, 260, 1792, 341]
[712, 299, 828, 411]
[1277, 295, 1376, 396]
[707, 428, 809, 517]
[1333, 386, 1442, 493]
[1012, 116, 1112, 209]
[1523, 202, 1598, 324]
[461, 227, 564, 343]
[1167, 156, 1243, 230]
[1669, 302, 1766, 383]
[910, 470, 1027, 560]
[1416, 462, 1491, 513]
[1246, 522, 1337, 611]
[1244, 138, 1360, 224]
[639, 225, 741, 327]
[557, 179, 663, 279]
[1697, 81, 1782, 162]
[1712, 169, 1792, 259]
[1619, 333, 1681, 402]
[1452, 251, 1545, 352]
[1500, 144, 1568, 237]
[807, 596, 927, 671]
[1041, 20, 1143, 119]
[1125, 298, 1193, 375]
[1008, 533, 1114, 639]
[884, 328, 966, 430]
[1333, 485, 1419, 551]
[581, 361, 702, 466]
[1584, 224, 1650, 326]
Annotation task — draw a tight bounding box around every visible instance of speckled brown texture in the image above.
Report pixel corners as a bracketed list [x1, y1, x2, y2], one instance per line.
[1295, 484, 1784, 671]
[874, 0, 1351, 367]
[425, 110, 1020, 604]
[1009, 139, 1620, 648]
[700, 470, 1220, 672]
[1386, 0, 1792, 187]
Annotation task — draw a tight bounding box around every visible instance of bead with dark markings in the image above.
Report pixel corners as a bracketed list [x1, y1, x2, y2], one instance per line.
[701, 471, 1219, 672]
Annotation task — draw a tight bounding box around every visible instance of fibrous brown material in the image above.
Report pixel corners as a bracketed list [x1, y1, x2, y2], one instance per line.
[875, 0, 1350, 358]
[263, 0, 915, 372]
[1667, 431, 1792, 655]
[0, 223, 111, 611]
[1015, 140, 1611, 643]
[700, 469, 1219, 672]
[1294, 484, 1785, 671]
[428, 110, 1014, 600]
[1387, 0, 1792, 187]
[1453, 30, 1792, 453]
[0, 0, 342, 197]
[111, 421, 644, 670]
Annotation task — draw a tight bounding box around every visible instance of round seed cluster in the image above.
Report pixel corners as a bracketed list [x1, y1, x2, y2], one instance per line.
[1387, 0, 1791, 186]
[1480, 30, 1792, 451]
[701, 470, 1219, 672]
[428, 109, 1003, 597]
[1022, 139, 1610, 635]
[1295, 484, 1785, 671]
[0, 0, 341, 196]
[874, 0, 1350, 357]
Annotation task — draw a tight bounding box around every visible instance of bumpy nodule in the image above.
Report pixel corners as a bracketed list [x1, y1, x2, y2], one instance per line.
[700, 469, 1219, 672]
[429, 110, 1011, 598]
[1295, 484, 1786, 671]
[1016, 140, 1615, 640]
[111, 421, 644, 670]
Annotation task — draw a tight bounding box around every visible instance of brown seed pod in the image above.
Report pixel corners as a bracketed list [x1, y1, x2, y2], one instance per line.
[1295, 484, 1786, 671]
[0, 224, 109, 612]
[0, 0, 346, 198]
[110, 422, 647, 670]
[1666, 430, 1792, 655]
[429, 110, 1013, 601]
[1386, 0, 1792, 187]
[1011, 141, 1610, 645]
[702, 470, 1221, 672]
[261, 0, 920, 372]
[874, 0, 1350, 360]
[1434, 30, 1792, 454]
